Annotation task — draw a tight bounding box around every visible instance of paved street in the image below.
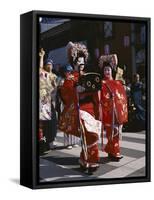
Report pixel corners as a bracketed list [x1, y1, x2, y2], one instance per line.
[39, 130, 146, 183]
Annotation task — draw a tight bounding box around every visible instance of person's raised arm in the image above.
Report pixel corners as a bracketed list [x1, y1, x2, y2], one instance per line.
[39, 48, 45, 69]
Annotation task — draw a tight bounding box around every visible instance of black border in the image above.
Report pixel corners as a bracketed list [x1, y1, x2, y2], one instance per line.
[20, 10, 151, 189]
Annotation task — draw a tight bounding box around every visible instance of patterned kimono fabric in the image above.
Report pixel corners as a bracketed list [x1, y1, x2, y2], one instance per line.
[39, 69, 57, 148]
[59, 71, 101, 169]
[101, 79, 128, 157]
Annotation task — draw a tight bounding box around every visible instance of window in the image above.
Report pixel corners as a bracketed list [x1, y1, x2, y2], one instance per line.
[124, 36, 130, 47]
[104, 22, 112, 38]
[140, 26, 146, 45]
[104, 44, 110, 55]
[94, 48, 100, 58]
[136, 49, 145, 64]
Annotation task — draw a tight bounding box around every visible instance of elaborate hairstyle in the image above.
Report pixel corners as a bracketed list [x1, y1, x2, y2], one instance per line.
[99, 54, 118, 71]
[67, 41, 89, 66]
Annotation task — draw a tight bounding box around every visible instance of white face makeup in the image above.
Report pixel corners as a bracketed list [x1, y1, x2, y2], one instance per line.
[135, 74, 140, 82]
[104, 66, 112, 79]
[74, 57, 85, 71]
[76, 57, 84, 66]
[79, 64, 85, 71]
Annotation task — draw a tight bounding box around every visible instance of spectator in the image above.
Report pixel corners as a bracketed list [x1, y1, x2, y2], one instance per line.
[130, 73, 145, 130]
[39, 48, 58, 151]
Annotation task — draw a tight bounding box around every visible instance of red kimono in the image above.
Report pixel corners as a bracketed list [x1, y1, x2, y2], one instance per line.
[101, 79, 128, 157]
[59, 71, 101, 169]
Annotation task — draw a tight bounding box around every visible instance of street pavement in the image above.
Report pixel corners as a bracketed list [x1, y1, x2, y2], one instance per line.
[39, 130, 146, 183]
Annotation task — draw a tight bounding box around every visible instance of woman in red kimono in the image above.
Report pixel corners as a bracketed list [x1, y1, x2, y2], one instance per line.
[100, 60, 128, 161]
[59, 42, 101, 173]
